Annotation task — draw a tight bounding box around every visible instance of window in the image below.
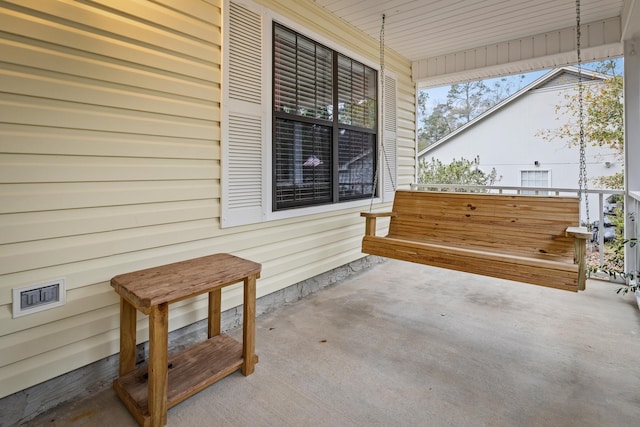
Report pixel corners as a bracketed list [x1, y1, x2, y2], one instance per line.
[273, 23, 377, 210]
[222, 0, 396, 228]
[521, 170, 550, 195]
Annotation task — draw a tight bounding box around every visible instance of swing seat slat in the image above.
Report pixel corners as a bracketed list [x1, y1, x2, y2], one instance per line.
[361, 190, 589, 292]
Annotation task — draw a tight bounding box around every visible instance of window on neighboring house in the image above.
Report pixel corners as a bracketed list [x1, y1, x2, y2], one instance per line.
[521, 170, 550, 195]
[273, 23, 377, 211]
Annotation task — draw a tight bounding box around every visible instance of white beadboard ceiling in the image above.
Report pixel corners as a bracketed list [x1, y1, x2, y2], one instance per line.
[312, 0, 639, 86]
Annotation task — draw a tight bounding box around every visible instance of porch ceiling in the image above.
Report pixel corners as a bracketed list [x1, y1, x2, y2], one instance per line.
[313, 0, 639, 87]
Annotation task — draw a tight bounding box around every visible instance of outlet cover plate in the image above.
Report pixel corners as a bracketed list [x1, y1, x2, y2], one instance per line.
[12, 278, 66, 318]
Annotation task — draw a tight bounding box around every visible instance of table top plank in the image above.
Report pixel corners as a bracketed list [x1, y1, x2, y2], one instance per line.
[111, 253, 261, 310]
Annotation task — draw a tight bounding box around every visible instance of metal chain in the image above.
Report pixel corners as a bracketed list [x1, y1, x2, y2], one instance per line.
[576, 0, 590, 227]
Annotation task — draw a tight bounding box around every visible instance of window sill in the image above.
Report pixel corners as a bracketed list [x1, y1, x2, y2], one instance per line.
[267, 197, 382, 222]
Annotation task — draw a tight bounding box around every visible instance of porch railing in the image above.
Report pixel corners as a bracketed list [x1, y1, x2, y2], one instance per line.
[628, 191, 640, 281]
[410, 183, 631, 281]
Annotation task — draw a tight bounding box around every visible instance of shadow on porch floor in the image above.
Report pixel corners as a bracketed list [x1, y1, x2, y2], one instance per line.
[23, 259, 640, 427]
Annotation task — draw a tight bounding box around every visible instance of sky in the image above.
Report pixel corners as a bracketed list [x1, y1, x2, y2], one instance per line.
[420, 71, 543, 110]
[419, 58, 623, 115]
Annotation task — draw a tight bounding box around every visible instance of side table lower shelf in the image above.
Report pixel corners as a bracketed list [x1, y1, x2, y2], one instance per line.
[113, 334, 257, 427]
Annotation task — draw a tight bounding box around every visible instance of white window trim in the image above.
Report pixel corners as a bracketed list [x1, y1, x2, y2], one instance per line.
[520, 169, 552, 193]
[520, 169, 552, 185]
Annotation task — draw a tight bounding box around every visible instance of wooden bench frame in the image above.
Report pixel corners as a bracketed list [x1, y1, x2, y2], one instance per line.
[361, 190, 591, 292]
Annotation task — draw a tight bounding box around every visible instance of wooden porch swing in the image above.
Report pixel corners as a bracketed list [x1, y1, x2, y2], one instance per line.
[361, 191, 591, 291]
[361, 2, 592, 292]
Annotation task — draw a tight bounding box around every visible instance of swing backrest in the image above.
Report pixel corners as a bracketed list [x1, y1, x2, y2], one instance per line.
[387, 190, 581, 262]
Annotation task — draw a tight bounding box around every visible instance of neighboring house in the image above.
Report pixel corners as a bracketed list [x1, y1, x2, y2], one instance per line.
[0, 0, 410, 412]
[418, 67, 623, 215]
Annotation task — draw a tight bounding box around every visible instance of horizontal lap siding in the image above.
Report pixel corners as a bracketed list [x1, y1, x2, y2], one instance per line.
[0, 0, 415, 399]
[0, 0, 223, 398]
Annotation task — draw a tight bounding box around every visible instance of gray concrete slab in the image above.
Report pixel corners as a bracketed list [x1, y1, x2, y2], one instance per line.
[22, 260, 640, 427]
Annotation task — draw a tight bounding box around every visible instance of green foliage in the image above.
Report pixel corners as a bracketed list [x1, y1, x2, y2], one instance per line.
[419, 104, 455, 151]
[583, 76, 624, 155]
[593, 172, 623, 190]
[538, 60, 632, 296]
[590, 237, 639, 295]
[418, 156, 500, 191]
[588, 194, 637, 296]
[536, 62, 624, 189]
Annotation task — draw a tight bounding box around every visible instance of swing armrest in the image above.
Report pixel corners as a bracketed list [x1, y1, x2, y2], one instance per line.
[360, 212, 397, 218]
[565, 226, 591, 240]
[360, 212, 397, 237]
[565, 226, 591, 291]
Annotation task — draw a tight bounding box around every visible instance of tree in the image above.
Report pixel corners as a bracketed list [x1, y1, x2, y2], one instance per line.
[418, 74, 526, 149]
[486, 75, 526, 106]
[536, 60, 624, 189]
[417, 156, 500, 192]
[418, 103, 455, 151]
[536, 60, 626, 273]
[446, 81, 491, 124]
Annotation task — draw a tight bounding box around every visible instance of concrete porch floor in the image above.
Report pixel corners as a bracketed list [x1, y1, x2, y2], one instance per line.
[23, 259, 640, 427]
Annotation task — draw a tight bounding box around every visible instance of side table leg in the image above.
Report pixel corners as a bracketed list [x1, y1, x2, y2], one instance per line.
[208, 289, 221, 338]
[148, 303, 169, 427]
[119, 298, 137, 375]
[242, 274, 257, 376]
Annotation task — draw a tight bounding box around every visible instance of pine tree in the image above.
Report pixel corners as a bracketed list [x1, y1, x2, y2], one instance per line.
[418, 74, 526, 149]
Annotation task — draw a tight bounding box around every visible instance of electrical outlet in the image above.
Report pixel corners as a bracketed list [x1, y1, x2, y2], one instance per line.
[21, 289, 41, 308]
[40, 284, 59, 303]
[13, 279, 66, 318]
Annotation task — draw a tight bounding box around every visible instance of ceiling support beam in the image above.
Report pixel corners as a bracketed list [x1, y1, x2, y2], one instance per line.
[624, 37, 640, 196]
[413, 17, 622, 88]
[622, 0, 640, 40]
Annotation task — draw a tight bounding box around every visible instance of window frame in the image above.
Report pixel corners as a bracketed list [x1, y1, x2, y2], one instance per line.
[221, 0, 393, 227]
[271, 22, 379, 212]
[520, 169, 551, 195]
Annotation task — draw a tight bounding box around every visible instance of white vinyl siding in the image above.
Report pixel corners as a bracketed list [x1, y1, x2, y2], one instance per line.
[0, 0, 222, 398]
[0, 0, 415, 401]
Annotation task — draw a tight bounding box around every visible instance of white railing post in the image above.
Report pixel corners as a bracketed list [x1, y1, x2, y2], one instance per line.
[599, 193, 605, 266]
[627, 192, 640, 279]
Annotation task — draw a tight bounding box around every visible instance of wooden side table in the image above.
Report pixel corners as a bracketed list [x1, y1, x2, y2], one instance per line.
[111, 253, 261, 427]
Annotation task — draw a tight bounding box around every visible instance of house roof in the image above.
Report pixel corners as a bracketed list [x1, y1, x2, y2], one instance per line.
[416, 66, 610, 159]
